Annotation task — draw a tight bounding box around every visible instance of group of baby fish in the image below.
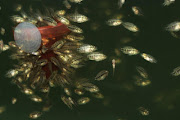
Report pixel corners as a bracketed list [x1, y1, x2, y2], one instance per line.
[163, 1, 180, 76]
[134, 66, 151, 87]
[118, 46, 153, 86]
[106, 0, 143, 32]
[0, 0, 108, 119]
[118, 0, 175, 8]
[107, 0, 176, 33]
[8, 1, 106, 63]
[63, 0, 83, 9]
[121, 46, 157, 63]
[108, 0, 180, 79]
[0, 0, 179, 119]
[0, 27, 9, 53]
[107, 0, 180, 79]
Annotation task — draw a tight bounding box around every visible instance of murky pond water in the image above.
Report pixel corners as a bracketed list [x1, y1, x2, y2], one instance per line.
[0, 0, 180, 120]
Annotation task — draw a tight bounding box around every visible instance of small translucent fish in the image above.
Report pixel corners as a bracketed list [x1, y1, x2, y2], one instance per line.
[74, 89, 85, 95]
[63, 0, 71, 9]
[57, 54, 71, 63]
[69, 0, 83, 3]
[77, 97, 90, 105]
[2, 44, 10, 51]
[8, 41, 17, 48]
[43, 17, 57, 26]
[12, 97, 17, 104]
[26, 17, 37, 26]
[11, 15, 25, 23]
[0, 40, 3, 53]
[121, 46, 139, 55]
[55, 10, 66, 16]
[55, 15, 70, 25]
[22, 87, 34, 95]
[31, 51, 41, 56]
[20, 11, 28, 19]
[88, 52, 107, 61]
[106, 19, 122, 26]
[30, 95, 42, 102]
[92, 93, 104, 99]
[135, 79, 151, 86]
[50, 57, 63, 70]
[29, 111, 42, 119]
[70, 56, 83, 66]
[163, 0, 175, 6]
[6, 69, 19, 78]
[136, 66, 148, 78]
[112, 59, 116, 76]
[122, 22, 139, 32]
[64, 33, 84, 42]
[14, 4, 22, 11]
[0, 106, 6, 114]
[171, 66, 180, 76]
[51, 40, 65, 50]
[165, 21, 180, 32]
[77, 44, 97, 53]
[134, 76, 151, 86]
[83, 83, 99, 93]
[27, 18, 38, 25]
[77, 80, 100, 93]
[170, 31, 180, 38]
[67, 64, 79, 71]
[64, 87, 71, 96]
[40, 86, 50, 93]
[0, 27, 5, 35]
[42, 103, 52, 112]
[138, 107, 149, 116]
[67, 25, 83, 33]
[132, 6, 143, 16]
[95, 70, 109, 81]
[61, 95, 75, 109]
[34, 11, 44, 22]
[62, 41, 82, 50]
[140, 53, 157, 63]
[118, 0, 125, 8]
[36, 59, 48, 66]
[66, 13, 89, 23]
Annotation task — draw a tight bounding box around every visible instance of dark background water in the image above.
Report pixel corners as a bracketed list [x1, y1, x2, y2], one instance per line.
[1, 0, 180, 120]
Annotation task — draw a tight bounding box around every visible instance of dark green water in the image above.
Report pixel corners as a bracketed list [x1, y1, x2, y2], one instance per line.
[0, 0, 180, 120]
